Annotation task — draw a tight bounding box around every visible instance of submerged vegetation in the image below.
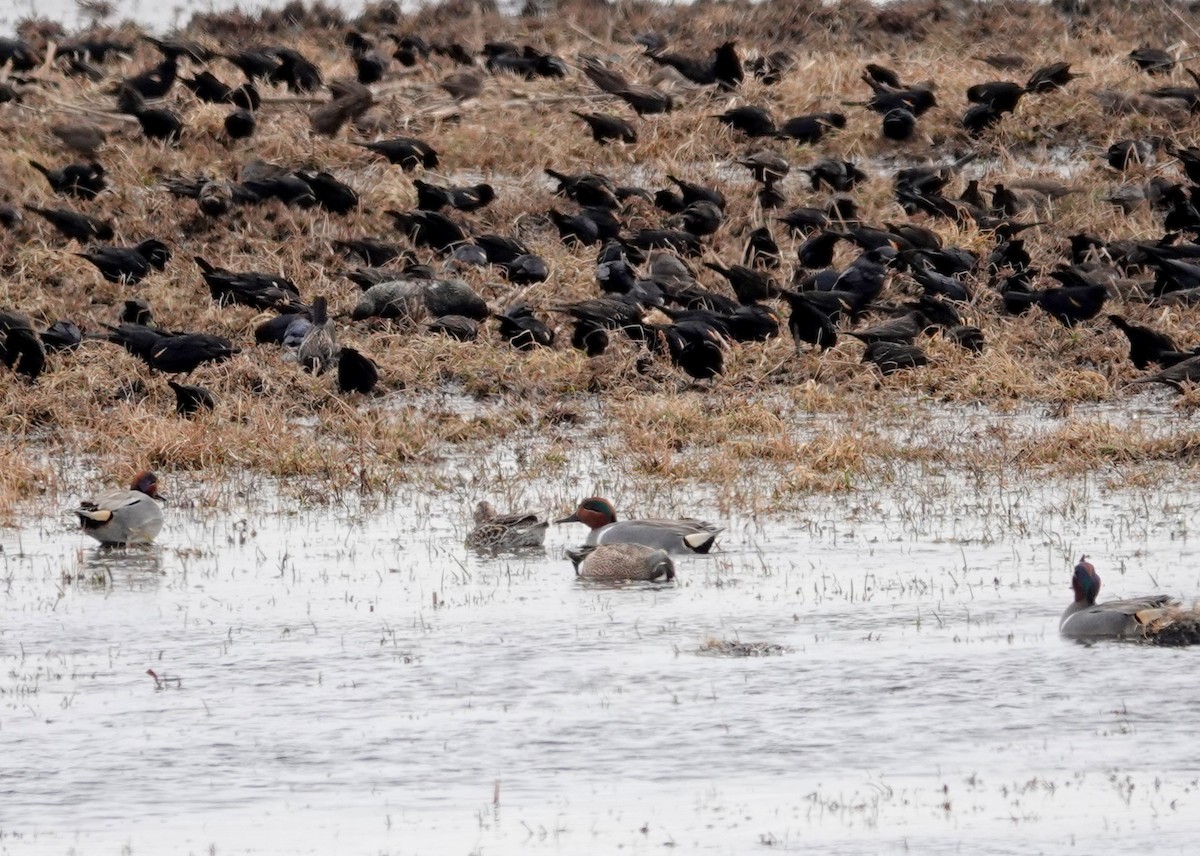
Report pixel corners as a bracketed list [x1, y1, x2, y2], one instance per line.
[0, 0, 1199, 516]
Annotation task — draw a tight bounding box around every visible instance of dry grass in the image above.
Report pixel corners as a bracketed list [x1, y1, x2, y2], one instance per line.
[2, 0, 1200, 513]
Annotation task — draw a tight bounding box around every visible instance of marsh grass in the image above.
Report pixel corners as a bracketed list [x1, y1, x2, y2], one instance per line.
[2, 0, 1200, 514]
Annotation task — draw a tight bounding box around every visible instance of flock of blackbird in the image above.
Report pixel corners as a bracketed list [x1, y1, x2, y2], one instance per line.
[3, 20, 1200, 418]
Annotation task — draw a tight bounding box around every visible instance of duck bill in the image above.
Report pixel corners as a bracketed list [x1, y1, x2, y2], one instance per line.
[554, 511, 580, 524]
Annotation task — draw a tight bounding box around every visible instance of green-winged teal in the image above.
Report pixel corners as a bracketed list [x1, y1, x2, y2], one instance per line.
[465, 501, 548, 550]
[555, 497, 721, 554]
[1060, 556, 1178, 640]
[566, 543, 676, 581]
[74, 471, 165, 545]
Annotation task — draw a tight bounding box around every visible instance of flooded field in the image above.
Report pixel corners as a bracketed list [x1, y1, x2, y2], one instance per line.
[4, 403, 1200, 855]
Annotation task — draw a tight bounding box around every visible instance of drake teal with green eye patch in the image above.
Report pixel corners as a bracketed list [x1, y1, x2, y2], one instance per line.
[555, 497, 721, 554]
[74, 471, 165, 546]
[1060, 556, 1179, 640]
[566, 543, 676, 582]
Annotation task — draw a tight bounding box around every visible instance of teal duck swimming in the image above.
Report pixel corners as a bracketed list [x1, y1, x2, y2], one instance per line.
[74, 471, 165, 545]
[1060, 556, 1180, 640]
[465, 501, 548, 550]
[566, 543, 676, 581]
[555, 497, 721, 554]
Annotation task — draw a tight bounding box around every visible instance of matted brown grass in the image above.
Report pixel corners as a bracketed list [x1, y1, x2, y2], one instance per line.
[1, 0, 1199, 515]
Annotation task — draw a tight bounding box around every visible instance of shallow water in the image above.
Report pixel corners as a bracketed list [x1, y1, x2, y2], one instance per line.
[3, 437, 1200, 855]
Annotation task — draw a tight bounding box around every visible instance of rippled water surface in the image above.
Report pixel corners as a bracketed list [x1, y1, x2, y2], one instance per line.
[3, 440, 1200, 855]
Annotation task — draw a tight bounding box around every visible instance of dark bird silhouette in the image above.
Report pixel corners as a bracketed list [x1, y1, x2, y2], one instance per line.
[613, 83, 676, 116]
[195, 257, 302, 311]
[676, 200, 724, 236]
[655, 320, 725, 379]
[41, 320, 83, 352]
[116, 54, 177, 98]
[270, 48, 323, 92]
[29, 160, 107, 199]
[848, 310, 929, 345]
[496, 304, 554, 350]
[428, 315, 480, 341]
[704, 262, 778, 303]
[712, 41, 743, 90]
[737, 151, 789, 185]
[475, 234, 532, 265]
[549, 209, 601, 246]
[2, 327, 45, 381]
[331, 238, 414, 267]
[572, 111, 637, 144]
[502, 254, 549, 285]
[1108, 314, 1178, 368]
[863, 340, 928, 374]
[801, 159, 868, 192]
[182, 70, 233, 102]
[777, 206, 831, 236]
[780, 291, 838, 351]
[355, 137, 439, 170]
[743, 226, 781, 269]
[748, 49, 794, 85]
[413, 180, 495, 213]
[667, 175, 726, 209]
[1131, 354, 1200, 389]
[224, 109, 256, 140]
[168, 380, 215, 416]
[967, 80, 1026, 113]
[1025, 61, 1081, 93]
[337, 347, 379, 394]
[115, 87, 183, 142]
[23, 204, 113, 242]
[1130, 47, 1174, 75]
[945, 325, 986, 353]
[546, 169, 621, 209]
[776, 112, 845, 144]
[1005, 283, 1109, 326]
[713, 105, 775, 137]
[148, 333, 236, 374]
[77, 239, 171, 283]
[386, 209, 468, 253]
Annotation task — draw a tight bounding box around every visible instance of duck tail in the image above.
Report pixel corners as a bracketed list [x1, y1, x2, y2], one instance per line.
[683, 531, 718, 553]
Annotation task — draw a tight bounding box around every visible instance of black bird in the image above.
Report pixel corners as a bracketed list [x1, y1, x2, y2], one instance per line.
[502, 254, 550, 284]
[862, 340, 928, 374]
[77, 239, 171, 283]
[737, 151, 790, 185]
[1131, 355, 1200, 389]
[572, 111, 637, 144]
[104, 322, 169, 360]
[549, 209, 601, 246]
[1108, 314, 1178, 368]
[117, 55, 177, 98]
[797, 230, 843, 268]
[41, 320, 83, 352]
[1107, 139, 1154, 171]
[1130, 47, 1174, 75]
[967, 80, 1026, 113]
[743, 226, 781, 269]
[780, 291, 838, 351]
[223, 48, 280, 81]
[713, 105, 775, 137]
[945, 325, 986, 353]
[355, 137, 439, 170]
[331, 238, 414, 267]
[337, 347, 379, 394]
[655, 320, 725, 380]
[195, 257, 302, 311]
[298, 171, 359, 215]
[776, 112, 845, 144]
[413, 180, 495, 213]
[801, 159, 868, 192]
[546, 169, 621, 209]
[386, 209, 468, 253]
[475, 234, 532, 264]
[881, 107, 916, 140]
[704, 262, 778, 303]
[777, 206, 831, 236]
[1025, 61, 1081, 93]
[496, 304, 554, 350]
[270, 48, 323, 92]
[666, 175, 726, 209]
[1006, 284, 1108, 326]
[182, 71, 233, 102]
[2, 327, 45, 381]
[121, 298, 154, 326]
[224, 109, 256, 140]
[29, 160, 107, 200]
[848, 311, 930, 345]
[962, 103, 1004, 136]
[147, 333, 236, 373]
[428, 315, 480, 342]
[23, 204, 113, 242]
[676, 200, 724, 236]
[712, 41, 743, 90]
[116, 87, 183, 142]
[167, 380, 215, 416]
[624, 229, 702, 257]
